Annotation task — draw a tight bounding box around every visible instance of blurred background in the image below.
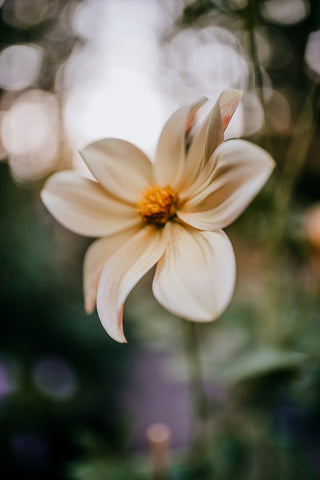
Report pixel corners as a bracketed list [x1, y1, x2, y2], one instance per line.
[1, 0, 320, 478]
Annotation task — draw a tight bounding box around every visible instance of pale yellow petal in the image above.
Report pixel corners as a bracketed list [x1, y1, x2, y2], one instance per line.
[179, 89, 242, 192]
[153, 223, 236, 322]
[83, 225, 141, 314]
[153, 98, 207, 188]
[219, 89, 243, 131]
[41, 171, 140, 237]
[177, 139, 275, 230]
[97, 226, 165, 343]
[80, 138, 153, 204]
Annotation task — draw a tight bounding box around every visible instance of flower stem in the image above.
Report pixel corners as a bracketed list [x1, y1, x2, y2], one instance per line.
[182, 320, 209, 456]
[273, 82, 320, 243]
[264, 81, 320, 345]
[246, 0, 272, 151]
[247, 0, 264, 95]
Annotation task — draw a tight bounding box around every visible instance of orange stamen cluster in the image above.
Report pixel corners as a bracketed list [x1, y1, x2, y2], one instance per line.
[137, 184, 178, 226]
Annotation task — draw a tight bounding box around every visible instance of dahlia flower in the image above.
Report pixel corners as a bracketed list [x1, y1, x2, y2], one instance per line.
[41, 89, 275, 343]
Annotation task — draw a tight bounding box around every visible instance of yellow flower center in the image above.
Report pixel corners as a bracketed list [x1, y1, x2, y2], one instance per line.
[137, 184, 178, 226]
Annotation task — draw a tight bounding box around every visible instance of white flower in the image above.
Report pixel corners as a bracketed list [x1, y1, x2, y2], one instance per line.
[41, 89, 275, 343]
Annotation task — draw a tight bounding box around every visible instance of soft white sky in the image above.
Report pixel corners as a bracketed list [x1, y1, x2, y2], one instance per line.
[3, 0, 304, 180]
[61, 0, 248, 161]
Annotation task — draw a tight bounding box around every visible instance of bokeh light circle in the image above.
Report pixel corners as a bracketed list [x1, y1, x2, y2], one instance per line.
[33, 356, 77, 400]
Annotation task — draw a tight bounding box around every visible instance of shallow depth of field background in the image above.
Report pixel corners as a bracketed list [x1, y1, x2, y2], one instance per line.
[1, 0, 320, 479]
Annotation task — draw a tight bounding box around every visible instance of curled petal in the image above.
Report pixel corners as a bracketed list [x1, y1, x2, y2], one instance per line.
[41, 171, 140, 237]
[83, 226, 141, 314]
[179, 89, 242, 192]
[153, 223, 236, 322]
[177, 139, 275, 231]
[180, 89, 242, 185]
[80, 138, 153, 204]
[219, 89, 243, 131]
[153, 98, 207, 188]
[97, 226, 165, 343]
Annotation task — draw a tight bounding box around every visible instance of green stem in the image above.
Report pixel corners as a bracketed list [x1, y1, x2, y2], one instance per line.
[246, 0, 320, 346]
[182, 320, 209, 455]
[247, 0, 273, 154]
[264, 81, 320, 345]
[273, 82, 320, 243]
[247, 0, 263, 94]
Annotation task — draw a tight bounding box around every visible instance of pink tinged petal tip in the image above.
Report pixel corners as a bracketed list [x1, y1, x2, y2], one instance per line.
[85, 275, 100, 315]
[154, 97, 207, 189]
[219, 89, 243, 131]
[96, 226, 166, 343]
[179, 89, 242, 193]
[153, 223, 236, 323]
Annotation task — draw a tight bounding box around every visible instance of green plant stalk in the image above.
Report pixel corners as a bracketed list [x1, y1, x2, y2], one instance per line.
[182, 320, 209, 457]
[247, 0, 264, 100]
[246, 0, 320, 345]
[273, 82, 320, 245]
[246, 0, 272, 138]
[264, 81, 320, 345]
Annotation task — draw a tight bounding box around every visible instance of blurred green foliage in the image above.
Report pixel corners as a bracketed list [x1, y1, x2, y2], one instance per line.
[1, 0, 320, 479]
[0, 162, 132, 478]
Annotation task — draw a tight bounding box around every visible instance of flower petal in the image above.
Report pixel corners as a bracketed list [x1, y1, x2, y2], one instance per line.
[97, 226, 165, 343]
[41, 171, 140, 237]
[153, 98, 207, 188]
[83, 225, 141, 314]
[177, 139, 275, 231]
[153, 223, 236, 322]
[179, 89, 243, 192]
[219, 88, 243, 131]
[80, 138, 153, 204]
